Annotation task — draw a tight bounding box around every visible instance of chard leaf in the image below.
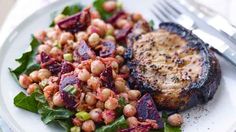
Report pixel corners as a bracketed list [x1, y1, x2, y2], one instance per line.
[162, 112, 181, 132]
[96, 115, 128, 132]
[9, 36, 40, 80]
[93, 0, 113, 20]
[38, 105, 74, 124]
[50, 4, 82, 27]
[14, 92, 38, 113]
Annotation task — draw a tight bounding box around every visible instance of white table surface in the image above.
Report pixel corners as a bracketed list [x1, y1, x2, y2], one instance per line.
[0, 0, 236, 131]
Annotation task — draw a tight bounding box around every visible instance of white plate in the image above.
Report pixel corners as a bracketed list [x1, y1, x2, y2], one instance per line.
[0, 0, 236, 132]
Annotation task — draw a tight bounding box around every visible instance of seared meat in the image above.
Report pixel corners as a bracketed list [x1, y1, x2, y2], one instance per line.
[127, 22, 221, 110]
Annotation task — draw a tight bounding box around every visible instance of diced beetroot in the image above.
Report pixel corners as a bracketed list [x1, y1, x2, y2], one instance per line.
[100, 67, 115, 90]
[57, 8, 91, 33]
[136, 93, 163, 129]
[59, 73, 80, 109]
[60, 61, 74, 74]
[73, 40, 95, 61]
[40, 52, 62, 75]
[99, 41, 116, 57]
[120, 125, 151, 132]
[107, 11, 126, 24]
[115, 27, 132, 42]
[40, 52, 50, 63]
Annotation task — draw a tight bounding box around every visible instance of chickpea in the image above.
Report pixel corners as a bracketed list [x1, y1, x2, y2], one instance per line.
[91, 10, 101, 19]
[116, 46, 126, 55]
[132, 13, 143, 22]
[38, 69, 51, 81]
[102, 110, 116, 124]
[106, 24, 114, 35]
[112, 70, 117, 78]
[104, 35, 116, 43]
[29, 71, 40, 82]
[103, 1, 117, 12]
[88, 33, 100, 48]
[50, 47, 62, 58]
[89, 108, 103, 122]
[115, 55, 124, 64]
[116, 19, 129, 29]
[129, 101, 137, 107]
[46, 28, 60, 40]
[38, 44, 51, 54]
[91, 60, 105, 75]
[53, 92, 64, 107]
[87, 76, 101, 90]
[110, 61, 119, 72]
[101, 88, 112, 101]
[75, 31, 88, 42]
[59, 32, 74, 44]
[43, 84, 56, 100]
[114, 78, 126, 93]
[120, 65, 130, 74]
[82, 120, 95, 132]
[123, 104, 137, 117]
[104, 97, 118, 110]
[91, 19, 106, 33]
[167, 113, 183, 127]
[54, 14, 66, 23]
[85, 92, 97, 106]
[128, 90, 141, 101]
[127, 117, 139, 128]
[87, 25, 104, 37]
[27, 83, 39, 94]
[34, 31, 46, 42]
[96, 101, 105, 109]
[19, 74, 32, 89]
[78, 69, 91, 82]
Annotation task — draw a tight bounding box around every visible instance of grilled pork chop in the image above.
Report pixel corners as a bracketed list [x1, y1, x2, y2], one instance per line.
[126, 22, 221, 110]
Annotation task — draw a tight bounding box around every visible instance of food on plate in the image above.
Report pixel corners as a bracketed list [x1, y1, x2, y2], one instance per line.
[126, 22, 221, 110]
[9, 0, 221, 131]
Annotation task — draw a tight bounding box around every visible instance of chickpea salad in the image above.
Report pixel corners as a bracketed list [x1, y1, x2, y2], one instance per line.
[10, 0, 183, 132]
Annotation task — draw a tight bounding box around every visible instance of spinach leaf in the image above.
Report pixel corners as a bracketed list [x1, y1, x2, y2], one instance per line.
[56, 119, 74, 131]
[93, 0, 113, 20]
[38, 105, 74, 124]
[162, 112, 181, 132]
[50, 4, 82, 27]
[14, 92, 38, 113]
[14, 89, 75, 131]
[118, 97, 127, 107]
[9, 36, 40, 80]
[96, 115, 128, 132]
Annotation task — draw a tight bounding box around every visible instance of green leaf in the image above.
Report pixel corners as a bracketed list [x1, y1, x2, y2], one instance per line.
[38, 105, 74, 124]
[61, 5, 82, 16]
[96, 115, 128, 132]
[162, 112, 181, 132]
[56, 119, 74, 131]
[49, 4, 82, 27]
[118, 97, 127, 107]
[93, 0, 113, 20]
[14, 92, 38, 113]
[149, 20, 155, 30]
[9, 36, 40, 80]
